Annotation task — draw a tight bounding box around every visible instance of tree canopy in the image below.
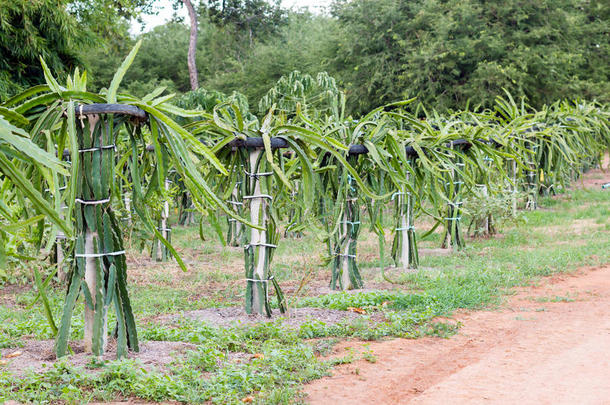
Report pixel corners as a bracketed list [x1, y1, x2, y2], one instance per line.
[0, 0, 84, 99]
[1, 0, 608, 112]
[0, 0, 155, 100]
[329, 0, 610, 113]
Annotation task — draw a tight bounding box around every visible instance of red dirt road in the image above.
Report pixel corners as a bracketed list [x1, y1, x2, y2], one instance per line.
[305, 265, 610, 404]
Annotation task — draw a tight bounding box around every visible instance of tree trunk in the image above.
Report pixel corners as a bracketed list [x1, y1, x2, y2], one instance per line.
[183, 0, 199, 90]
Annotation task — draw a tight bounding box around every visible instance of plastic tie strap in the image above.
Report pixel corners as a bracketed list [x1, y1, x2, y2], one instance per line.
[243, 194, 273, 200]
[347, 174, 356, 192]
[340, 220, 361, 226]
[445, 216, 462, 221]
[391, 192, 405, 200]
[157, 228, 172, 232]
[395, 226, 415, 231]
[337, 253, 356, 258]
[75, 198, 110, 205]
[245, 242, 278, 249]
[78, 145, 116, 153]
[227, 200, 243, 206]
[75, 250, 126, 258]
[244, 170, 273, 178]
[448, 201, 463, 206]
[44, 186, 67, 192]
[246, 275, 275, 283]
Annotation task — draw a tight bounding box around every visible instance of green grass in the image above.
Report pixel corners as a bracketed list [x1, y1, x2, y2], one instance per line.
[0, 187, 608, 403]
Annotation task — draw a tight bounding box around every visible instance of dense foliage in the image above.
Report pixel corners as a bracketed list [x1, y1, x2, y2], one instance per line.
[4, 0, 605, 113]
[0, 0, 157, 101]
[330, 0, 610, 113]
[0, 0, 85, 99]
[81, 0, 609, 115]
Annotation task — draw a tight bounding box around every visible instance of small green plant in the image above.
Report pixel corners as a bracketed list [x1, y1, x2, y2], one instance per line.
[361, 344, 377, 363]
[186, 343, 226, 372]
[465, 190, 525, 237]
[534, 293, 577, 303]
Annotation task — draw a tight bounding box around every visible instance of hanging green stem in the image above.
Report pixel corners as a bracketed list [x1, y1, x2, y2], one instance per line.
[391, 158, 418, 269]
[242, 147, 286, 316]
[55, 107, 139, 359]
[284, 179, 304, 238]
[331, 160, 364, 290]
[442, 149, 465, 250]
[151, 178, 173, 261]
[227, 179, 244, 247]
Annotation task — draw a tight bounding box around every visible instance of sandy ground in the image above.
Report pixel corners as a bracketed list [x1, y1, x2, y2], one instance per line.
[305, 264, 610, 405]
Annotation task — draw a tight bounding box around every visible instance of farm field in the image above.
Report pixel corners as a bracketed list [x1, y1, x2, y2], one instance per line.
[2, 1, 610, 403]
[1, 159, 608, 404]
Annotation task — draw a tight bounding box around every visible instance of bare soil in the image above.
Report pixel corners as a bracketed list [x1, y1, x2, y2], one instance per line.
[573, 153, 609, 190]
[305, 264, 610, 404]
[0, 340, 195, 377]
[0, 284, 27, 308]
[156, 306, 368, 329]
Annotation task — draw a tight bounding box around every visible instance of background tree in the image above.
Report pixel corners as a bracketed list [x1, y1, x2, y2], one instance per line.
[329, 0, 609, 114]
[206, 11, 338, 112]
[0, 0, 85, 100]
[205, 0, 286, 46]
[0, 0, 155, 101]
[86, 23, 189, 95]
[69, 0, 155, 40]
[78, 0, 608, 116]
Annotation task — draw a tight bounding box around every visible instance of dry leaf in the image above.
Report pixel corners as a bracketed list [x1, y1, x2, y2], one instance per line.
[252, 353, 264, 359]
[5, 351, 22, 358]
[347, 307, 366, 314]
[241, 396, 254, 403]
[0, 360, 8, 366]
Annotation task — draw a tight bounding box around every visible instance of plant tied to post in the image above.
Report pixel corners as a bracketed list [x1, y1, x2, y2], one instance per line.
[4, 41, 245, 357]
[68, 103, 145, 357]
[195, 97, 380, 309]
[201, 103, 313, 316]
[238, 136, 287, 316]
